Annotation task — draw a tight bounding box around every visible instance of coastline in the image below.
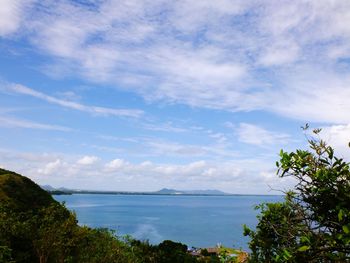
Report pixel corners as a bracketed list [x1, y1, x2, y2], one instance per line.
[50, 189, 283, 197]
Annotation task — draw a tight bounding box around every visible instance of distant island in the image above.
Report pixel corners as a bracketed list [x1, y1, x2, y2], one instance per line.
[41, 185, 230, 196]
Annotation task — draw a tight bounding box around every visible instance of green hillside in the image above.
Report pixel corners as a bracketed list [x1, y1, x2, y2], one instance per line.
[0, 168, 56, 212]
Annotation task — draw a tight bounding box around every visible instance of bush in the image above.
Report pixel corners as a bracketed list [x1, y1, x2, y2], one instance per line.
[244, 127, 350, 262]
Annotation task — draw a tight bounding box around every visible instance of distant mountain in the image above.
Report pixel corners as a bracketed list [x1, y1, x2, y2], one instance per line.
[155, 188, 183, 194]
[41, 184, 56, 191]
[41, 185, 73, 192]
[40, 185, 75, 195]
[154, 188, 228, 195]
[57, 187, 73, 191]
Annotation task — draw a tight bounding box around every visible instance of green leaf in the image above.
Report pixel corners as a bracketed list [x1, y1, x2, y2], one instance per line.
[338, 209, 344, 221]
[300, 236, 310, 244]
[283, 249, 291, 259]
[342, 225, 350, 234]
[243, 224, 251, 236]
[297, 246, 310, 252]
[320, 158, 329, 165]
[328, 147, 334, 159]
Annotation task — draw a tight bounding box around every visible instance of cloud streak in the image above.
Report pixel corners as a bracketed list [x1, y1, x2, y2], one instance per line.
[236, 123, 290, 147]
[0, 115, 72, 131]
[320, 124, 350, 159]
[7, 83, 143, 118]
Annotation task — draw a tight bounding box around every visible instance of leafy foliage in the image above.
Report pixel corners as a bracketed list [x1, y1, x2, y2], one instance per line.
[244, 127, 350, 262]
[0, 246, 14, 263]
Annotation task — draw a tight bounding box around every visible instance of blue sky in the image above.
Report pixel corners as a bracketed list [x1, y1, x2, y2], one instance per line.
[0, 0, 350, 194]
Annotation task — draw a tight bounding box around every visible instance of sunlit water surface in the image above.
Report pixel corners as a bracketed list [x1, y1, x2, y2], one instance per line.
[54, 194, 282, 250]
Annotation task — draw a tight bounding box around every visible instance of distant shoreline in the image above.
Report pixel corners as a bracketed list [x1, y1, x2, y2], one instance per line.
[50, 190, 283, 197]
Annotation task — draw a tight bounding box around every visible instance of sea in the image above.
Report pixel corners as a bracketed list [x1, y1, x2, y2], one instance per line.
[54, 194, 283, 250]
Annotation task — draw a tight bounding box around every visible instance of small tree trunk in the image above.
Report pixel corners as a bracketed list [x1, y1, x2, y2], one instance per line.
[39, 254, 48, 263]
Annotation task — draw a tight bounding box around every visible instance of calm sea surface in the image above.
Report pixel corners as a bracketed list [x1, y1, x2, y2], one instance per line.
[54, 194, 282, 250]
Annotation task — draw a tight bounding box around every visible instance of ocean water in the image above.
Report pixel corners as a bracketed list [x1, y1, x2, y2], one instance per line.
[54, 194, 283, 250]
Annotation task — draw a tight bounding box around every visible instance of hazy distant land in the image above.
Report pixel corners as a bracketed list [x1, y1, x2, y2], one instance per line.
[41, 185, 281, 196]
[41, 185, 231, 196]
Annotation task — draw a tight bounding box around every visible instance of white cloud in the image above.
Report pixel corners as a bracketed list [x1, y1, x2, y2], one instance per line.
[100, 158, 295, 193]
[0, 1, 261, 110]
[0, 0, 34, 36]
[103, 158, 251, 184]
[105, 158, 128, 171]
[2, 1, 350, 123]
[6, 83, 143, 118]
[0, 149, 293, 194]
[140, 137, 238, 159]
[145, 140, 207, 157]
[77, 156, 99, 166]
[38, 159, 62, 175]
[169, 0, 248, 33]
[97, 135, 139, 143]
[320, 124, 350, 159]
[258, 40, 300, 66]
[236, 123, 290, 146]
[0, 115, 72, 131]
[142, 122, 188, 133]
[208, 132, 228, 144]
[263, 65, 350, 124]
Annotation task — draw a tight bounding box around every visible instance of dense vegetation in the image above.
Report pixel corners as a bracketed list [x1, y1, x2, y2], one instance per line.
[0, 169, 55, 212]
[0, 168, 226, 263]
[244, 127, 350, 262]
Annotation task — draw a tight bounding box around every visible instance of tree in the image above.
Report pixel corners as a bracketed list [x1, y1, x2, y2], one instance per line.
[29, 203, 77, 263]
[156, 240, 196, 263]
[75, 227, 138, 263]
[0, 246, 14, 263]
[244, 127, 350, 262]
[0, 204, 36, 262]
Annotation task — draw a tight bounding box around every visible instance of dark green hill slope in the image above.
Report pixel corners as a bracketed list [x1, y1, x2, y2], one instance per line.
[0, 168, 56, 212]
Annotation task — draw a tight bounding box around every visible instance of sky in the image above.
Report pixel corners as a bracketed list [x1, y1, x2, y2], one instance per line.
[0, 0, 350, 194]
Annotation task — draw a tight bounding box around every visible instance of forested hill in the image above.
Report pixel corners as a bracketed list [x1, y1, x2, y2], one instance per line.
[0, 168, 56, 212]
